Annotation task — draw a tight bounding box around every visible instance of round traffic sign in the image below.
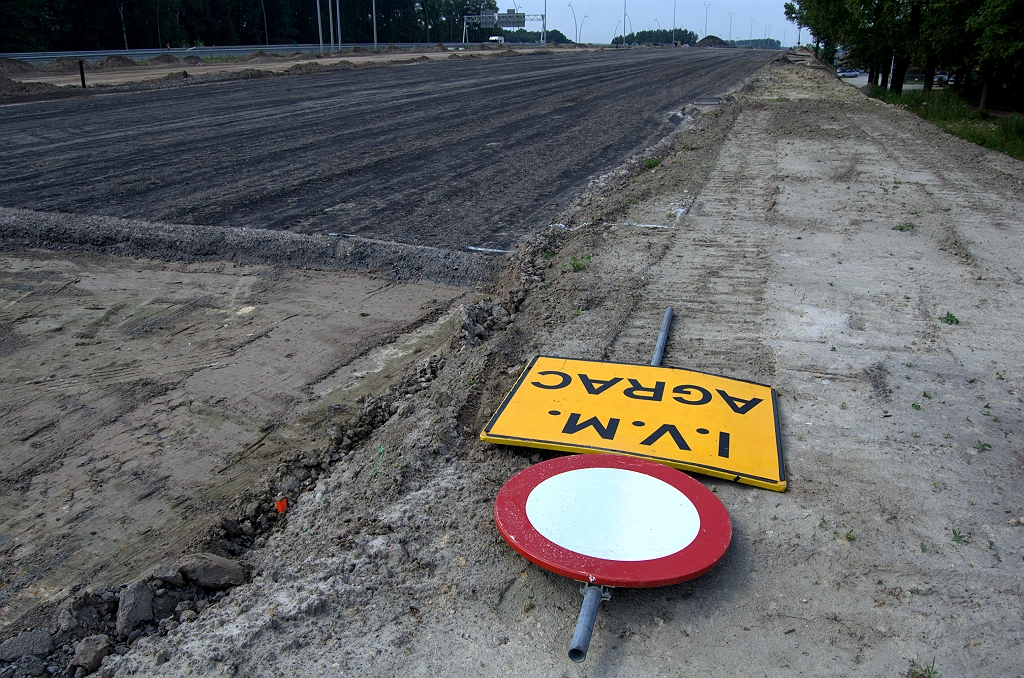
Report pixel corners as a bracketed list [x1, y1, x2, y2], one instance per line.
[494, 454, 732, 587]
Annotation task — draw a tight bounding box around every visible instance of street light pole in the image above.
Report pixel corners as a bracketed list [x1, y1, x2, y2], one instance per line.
[702, 3, 710, 38]
[327, 0, 334, 49]
[315, 0, 323, 53]
[728, 11, 734, 41]
[672, 0, 676, 45]
[372, 0, 378, 49]
[580, 15, 587, 43]
[568, 2, 578, 43]
[749, 18, 754, 41]
[613, 19, 621, 45]
[623, 0, 627, 46]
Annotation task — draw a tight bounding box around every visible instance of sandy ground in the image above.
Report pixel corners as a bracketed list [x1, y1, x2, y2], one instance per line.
[2, 51, 1024, 678]
[0, 251, 466, 639]
[66, 57, 1021, 677]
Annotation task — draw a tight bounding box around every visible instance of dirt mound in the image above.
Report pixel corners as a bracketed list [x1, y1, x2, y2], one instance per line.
[94, 54, 138, 69]
[400, 56, 431, 64]
[407, 44, 429, 53]
[382, 44, 404, 53]
[147, 53, 181, 66]
[349, 46, 372, 54]
[40, 56, 90, 72]
[181, 55, 204, 65]
[0, 57, 35, 75]
[154, 70, 190, 81]
[284, 61, 335, 75]
[228, 68, 275, 80]
[243, 50, 284, 62]
[0, 75, 59, 98]
[286, 62, 329, 75]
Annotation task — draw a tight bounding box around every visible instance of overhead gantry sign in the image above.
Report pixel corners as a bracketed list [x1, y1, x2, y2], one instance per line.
[462, 9, 546, 44]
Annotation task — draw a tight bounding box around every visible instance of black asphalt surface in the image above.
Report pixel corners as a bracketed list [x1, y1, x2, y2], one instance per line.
[0, 49, 773, 251]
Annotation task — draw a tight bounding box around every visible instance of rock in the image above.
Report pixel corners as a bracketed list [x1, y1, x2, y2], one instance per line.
[178, 610, 198, 623]
[57, 608, 79, 633]
[177, 553, 246, 588]
[151, 593, 177, 621]
[12, 654, 45, 677]
[73, 635, 112, 672]
[0, 629, 53, 662]
[115, 582, 153, 639]
[147, 563, 184, 588]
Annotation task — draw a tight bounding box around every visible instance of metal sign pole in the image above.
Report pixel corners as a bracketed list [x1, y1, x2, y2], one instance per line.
[566, 307, 673, 662]
[651, 307, 673, 367]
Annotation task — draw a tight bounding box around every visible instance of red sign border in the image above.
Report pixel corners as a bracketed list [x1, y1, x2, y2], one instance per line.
[494, 454, 732, 588]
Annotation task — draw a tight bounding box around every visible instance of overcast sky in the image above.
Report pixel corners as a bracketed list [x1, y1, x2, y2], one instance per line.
[511, 0, 798, 45]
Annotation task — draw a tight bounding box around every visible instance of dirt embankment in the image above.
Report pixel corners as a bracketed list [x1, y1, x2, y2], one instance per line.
[0, 44, 595, 96]
[3, 55, 1023, 678]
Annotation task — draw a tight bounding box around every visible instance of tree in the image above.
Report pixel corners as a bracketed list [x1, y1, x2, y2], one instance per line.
[967, 0, 1024, 109]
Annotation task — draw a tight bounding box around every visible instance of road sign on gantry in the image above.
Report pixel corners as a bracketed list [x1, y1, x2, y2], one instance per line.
[494, 454, 732, 587]
[481, 356, 786, 491]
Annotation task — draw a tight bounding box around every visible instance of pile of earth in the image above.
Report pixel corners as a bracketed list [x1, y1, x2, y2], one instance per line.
[94, 55, 138, 69]
[181, 55, 204, 65]
[0, 75, 59, 98]
[154, 70, 190, 82]
[242, 50, 285, 62]
[284, 61, 354, 75]
[0, 57, 35, 76]
[40, 56, 90, 72]
[146, 54, 181, 66]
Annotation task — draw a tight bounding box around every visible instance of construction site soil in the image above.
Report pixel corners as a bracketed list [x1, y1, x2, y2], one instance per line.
[0, 49, 772, 252]
[1, 49, 1023, 677]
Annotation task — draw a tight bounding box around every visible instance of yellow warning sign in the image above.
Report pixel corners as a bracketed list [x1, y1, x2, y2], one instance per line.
[481, 356, 786, 491]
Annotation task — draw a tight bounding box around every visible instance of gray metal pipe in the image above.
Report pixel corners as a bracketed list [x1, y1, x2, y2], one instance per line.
[568, 586, 603, 662]
[651, 306, 674, 367]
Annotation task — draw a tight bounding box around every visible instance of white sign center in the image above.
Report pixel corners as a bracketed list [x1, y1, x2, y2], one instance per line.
[525, 467, 701, 561]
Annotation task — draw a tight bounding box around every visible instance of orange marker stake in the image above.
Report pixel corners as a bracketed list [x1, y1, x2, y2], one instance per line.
[275, 497, 288, 513]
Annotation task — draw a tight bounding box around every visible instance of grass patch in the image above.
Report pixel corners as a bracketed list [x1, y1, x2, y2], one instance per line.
[643, 158, 661, 170]
[869, 87, 1024, 161]
[892, 222, 916, 232]
[567, 255, 591, 271]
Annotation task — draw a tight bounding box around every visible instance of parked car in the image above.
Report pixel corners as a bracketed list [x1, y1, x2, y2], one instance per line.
[933, 71, 949, 86]
[836, 67, 860, 78]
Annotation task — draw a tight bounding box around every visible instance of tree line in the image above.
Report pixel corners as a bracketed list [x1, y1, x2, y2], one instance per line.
[0, 0, 511, 52]
[612, 28, 699, 46]
[784, 0, 1022, 110]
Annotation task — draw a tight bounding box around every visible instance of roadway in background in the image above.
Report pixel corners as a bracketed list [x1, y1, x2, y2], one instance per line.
[0, 49, 775, 251]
